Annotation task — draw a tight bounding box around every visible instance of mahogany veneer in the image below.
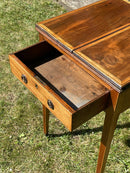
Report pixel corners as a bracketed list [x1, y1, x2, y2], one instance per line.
[9, 0, 130, 172]
[36, 0, 130, 51]
[75, 27, 130, 89]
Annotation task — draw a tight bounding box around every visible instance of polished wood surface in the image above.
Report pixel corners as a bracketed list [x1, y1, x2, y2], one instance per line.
[75, 27, 130, 89]
[96, 86, 130, 173]
[36, 0, 130, 51]
[35, 1, 130, 171]
[43, 105, 49, 135]
[39, 33, 45, 42]
[37, 28, 116, 92]
[35, 54, 108, 108]
[9, 0, 130, 172]
[123, 0, 130, 4]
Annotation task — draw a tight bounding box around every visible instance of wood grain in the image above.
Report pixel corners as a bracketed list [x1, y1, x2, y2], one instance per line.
[43, 105, 49, 135]
[35, 54, 108, 108]
[96, 86, 130, 173]
[9, 0, 130, 171]
[9, 41, 109, 131]
[72, 91, 110, 130]
[37, 26, 118, 92]
[9, 54, 74, 131]
[36, 0, 130, 51]
[75, 28, 130, 88]
[39, 33, 45, 42]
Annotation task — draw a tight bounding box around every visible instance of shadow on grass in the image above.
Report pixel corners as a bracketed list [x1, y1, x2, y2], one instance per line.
[125, 139, 130, 147]
[48, 122, 130, 146]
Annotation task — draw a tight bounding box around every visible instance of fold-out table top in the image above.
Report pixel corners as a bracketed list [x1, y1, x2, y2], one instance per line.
[36, 0, 130, 90]
[36, 0, 130, 51]
[74, 27, 130, 89]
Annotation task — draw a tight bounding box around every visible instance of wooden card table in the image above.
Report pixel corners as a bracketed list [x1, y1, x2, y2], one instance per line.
[9, 0, 130, 172]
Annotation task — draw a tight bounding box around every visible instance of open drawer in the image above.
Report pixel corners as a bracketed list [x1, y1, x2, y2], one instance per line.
[9, 41, 110, 131]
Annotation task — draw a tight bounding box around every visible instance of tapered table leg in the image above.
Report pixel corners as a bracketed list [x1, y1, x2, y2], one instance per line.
[96, 106, 120, 173]
[43, 105, 49, 135]
[96, 86, 130, 173]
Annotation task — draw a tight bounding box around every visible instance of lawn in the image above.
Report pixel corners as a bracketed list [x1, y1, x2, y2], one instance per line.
[0, 0, 130, 172]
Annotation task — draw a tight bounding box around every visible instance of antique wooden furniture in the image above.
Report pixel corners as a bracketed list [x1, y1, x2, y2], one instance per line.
[9, 0, 130, 172]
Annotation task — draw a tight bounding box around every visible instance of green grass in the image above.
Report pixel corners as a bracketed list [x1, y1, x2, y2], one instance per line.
[0, 0, 130, 172]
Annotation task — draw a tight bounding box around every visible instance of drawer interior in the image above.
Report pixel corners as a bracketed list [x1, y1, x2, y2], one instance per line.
[15, 41, 108, 110]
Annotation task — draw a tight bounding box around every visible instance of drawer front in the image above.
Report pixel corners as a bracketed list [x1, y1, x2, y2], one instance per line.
[9, 55, 73, 130]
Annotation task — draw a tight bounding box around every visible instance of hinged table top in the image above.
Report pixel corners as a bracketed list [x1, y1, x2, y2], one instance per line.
[36, 0, 130, 90]
[74, 27, 130, 89]
[36, 0, 130, 52]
